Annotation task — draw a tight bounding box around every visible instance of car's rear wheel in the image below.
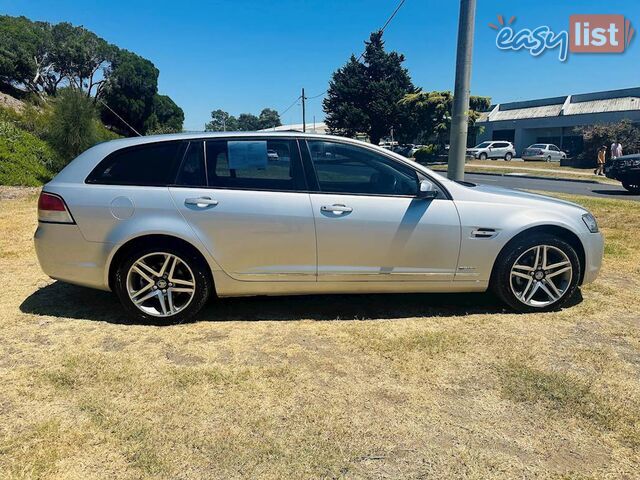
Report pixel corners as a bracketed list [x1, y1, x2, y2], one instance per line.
[491, 234, 580, 313]
[479, 152, 488, 161]
[114, 247, 212, 323]
[622, 181, 640, 194]
[505, 152, 513, 161]
[546, 155, 552, 162]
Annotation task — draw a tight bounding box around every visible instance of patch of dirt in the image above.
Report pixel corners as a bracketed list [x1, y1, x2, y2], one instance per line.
[0, 186, 40, 201]
[0, 92, 25, 113]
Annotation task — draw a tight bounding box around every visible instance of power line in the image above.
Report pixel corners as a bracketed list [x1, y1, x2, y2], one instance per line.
[279, 95, 301, 116]
[98, 98, 142, 137]
[301, 0, 408, 102]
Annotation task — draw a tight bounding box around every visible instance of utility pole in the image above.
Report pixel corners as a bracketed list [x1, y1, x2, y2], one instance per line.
[447, 0, 477, 181]
[301, 88, 306, 132]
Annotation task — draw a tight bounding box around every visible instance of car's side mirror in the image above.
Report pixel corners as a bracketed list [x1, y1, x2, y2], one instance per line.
[418, 179, 438, 199]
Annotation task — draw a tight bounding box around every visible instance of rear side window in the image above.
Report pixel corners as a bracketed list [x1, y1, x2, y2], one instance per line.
[174, 141, 206, 187]
[86, 141, 181, 186]
[205, 139, 305, 191]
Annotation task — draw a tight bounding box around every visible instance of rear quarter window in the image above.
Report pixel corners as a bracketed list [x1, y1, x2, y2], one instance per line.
[86, 141, 182, 186]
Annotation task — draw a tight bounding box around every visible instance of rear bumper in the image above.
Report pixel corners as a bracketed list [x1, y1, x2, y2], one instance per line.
[34, 222, 113, 291]
[580, 231, 604, 285]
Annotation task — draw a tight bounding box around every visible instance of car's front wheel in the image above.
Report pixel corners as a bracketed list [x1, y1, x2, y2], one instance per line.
[491, 234, 580, 313]
[622, 181, 640, 194]
[479, 152, 488, 161]
[114, 247, 212, 323]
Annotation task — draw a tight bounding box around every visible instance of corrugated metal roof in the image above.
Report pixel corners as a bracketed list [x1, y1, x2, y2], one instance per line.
[564, 97, 640, 115]
[489, 104, 564, 121]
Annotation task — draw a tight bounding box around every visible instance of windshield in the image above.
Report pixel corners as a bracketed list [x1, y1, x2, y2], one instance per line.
[474, 142, 492, 148]
[530, 144, 546, 149]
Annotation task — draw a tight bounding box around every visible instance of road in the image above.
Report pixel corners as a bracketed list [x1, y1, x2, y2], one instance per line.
[437, 172, 640, 202]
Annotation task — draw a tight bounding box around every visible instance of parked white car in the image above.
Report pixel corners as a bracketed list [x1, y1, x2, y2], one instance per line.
[466, 141, 516, 161]
[522, 144, 567, 162]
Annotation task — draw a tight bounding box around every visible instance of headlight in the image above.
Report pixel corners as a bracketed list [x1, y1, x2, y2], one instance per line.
[582, 213, 599, 233]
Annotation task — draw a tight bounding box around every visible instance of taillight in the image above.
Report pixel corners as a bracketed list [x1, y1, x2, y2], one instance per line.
[38, 192, 75, 224]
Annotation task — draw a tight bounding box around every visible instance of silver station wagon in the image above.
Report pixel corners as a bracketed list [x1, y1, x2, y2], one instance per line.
[35, 133, 604, 322]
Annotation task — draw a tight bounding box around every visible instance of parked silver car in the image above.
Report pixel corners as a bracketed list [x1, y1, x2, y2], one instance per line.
[35, 133, 603, 322]
[522, 144, 567, 162]
[466, 141, 516, 161]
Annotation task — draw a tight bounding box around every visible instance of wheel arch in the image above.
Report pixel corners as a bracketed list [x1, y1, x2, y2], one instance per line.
[107, 234, 215, 292]
[490, 225, 586, 286]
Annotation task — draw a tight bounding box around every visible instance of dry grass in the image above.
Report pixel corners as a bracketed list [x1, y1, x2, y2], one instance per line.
[0, 190, 639, 479]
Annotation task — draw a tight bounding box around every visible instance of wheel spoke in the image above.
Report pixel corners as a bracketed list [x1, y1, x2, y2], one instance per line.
[519, 278, 534, 300]
[167, 289, 175, 314]
[512, 271, 531, 280]
[130, 281, 153, 299]
[169, 277, 195, 287]
[533, 246, 542, 269]
[135, 289, 159, 305]
[132, 265, 154, 283]
[512, 263, 533, 272]
[170, 287, 194, 294]
[524, 282, 540, 303]
[158, 254, 172, 276]
[547, 266, 571, 278]
[136, 260, 160, 278]
[168, 256, 178, 280]
[538, 281, 558, 302]
[157, 291, 168, 315]
[544, 278, 562, 299]
[542, 246, 548, 269]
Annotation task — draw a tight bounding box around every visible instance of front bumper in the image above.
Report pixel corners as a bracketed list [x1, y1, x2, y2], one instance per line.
[580, 231, 604, 285]
[34, 222, 114, 291]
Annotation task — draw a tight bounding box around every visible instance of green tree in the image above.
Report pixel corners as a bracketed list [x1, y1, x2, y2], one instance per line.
[397, 91, 491, 145]
[576, 119, 640, 162]
[237, 113, 261, 131]
[100, 49, 158, 135]
[47, 88, 99, 167]
[323, 30, 415, 144]
[0, 16, 54, 95]
[258, 108, 281, 130]
[146, 94, 184, 133]
[205, 109, 238, 131]
[49, 22, 114, 97]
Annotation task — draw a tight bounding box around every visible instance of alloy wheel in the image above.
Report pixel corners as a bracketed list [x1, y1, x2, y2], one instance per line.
[510, 245, 573, 308]
[126, 252, 196, 317]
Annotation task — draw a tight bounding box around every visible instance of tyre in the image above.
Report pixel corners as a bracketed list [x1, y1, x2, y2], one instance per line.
[505, 152, 513, 161]
[114, 246, 212, 323]
[622, 181, 640, 194]
[546, 155, 552, 162]
[479, 152, 488, 161]
[491, 234, 581, 313]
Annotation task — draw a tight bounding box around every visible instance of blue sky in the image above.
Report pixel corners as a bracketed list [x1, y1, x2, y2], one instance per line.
[1, 0, 639, 130]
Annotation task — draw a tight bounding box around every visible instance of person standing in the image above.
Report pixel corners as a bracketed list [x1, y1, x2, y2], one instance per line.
[615, 141, 623, 158]
[611, 140, 623, 159]
[595, 145, 606, 176]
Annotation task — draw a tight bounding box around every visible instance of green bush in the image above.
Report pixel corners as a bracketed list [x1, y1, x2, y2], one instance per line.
[0, 121, 57, 186]
[413, 144, 439, 163]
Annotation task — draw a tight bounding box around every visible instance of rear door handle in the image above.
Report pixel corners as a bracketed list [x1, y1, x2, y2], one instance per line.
[185, 197, 218, 207]
[321, 204, 353, 214]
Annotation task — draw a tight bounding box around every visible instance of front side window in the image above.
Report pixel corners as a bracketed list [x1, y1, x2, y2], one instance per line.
[307, 141, 418, 196]
[206, 139, 305, 191]
[86, 141, 181, 186]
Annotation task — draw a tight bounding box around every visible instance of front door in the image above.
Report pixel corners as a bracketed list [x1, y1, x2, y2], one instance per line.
[169, 138, 316, 282]
[304, 140, 461, 282]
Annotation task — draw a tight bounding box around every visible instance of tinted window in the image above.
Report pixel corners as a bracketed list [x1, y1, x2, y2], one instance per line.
[206, 139, 305, 191]
[175, 141, 206, 187]
[530, 144, 546, 149]
[87, 141, 181, 186]
[550, 145, 559, 151]
[493, 142, 509, 148]
[307, 141, 418, 196]
[475, 142, 492, 148]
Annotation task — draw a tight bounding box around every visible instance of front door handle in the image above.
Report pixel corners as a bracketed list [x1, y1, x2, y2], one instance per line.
[321, 204, 353, 214]
[185, 197, 218, 207]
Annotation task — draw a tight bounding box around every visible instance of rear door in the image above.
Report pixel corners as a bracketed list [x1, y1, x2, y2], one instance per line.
[303, 140, 461, 282]
[169, 138, 317, 282]
[490, 142, 508, 158]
